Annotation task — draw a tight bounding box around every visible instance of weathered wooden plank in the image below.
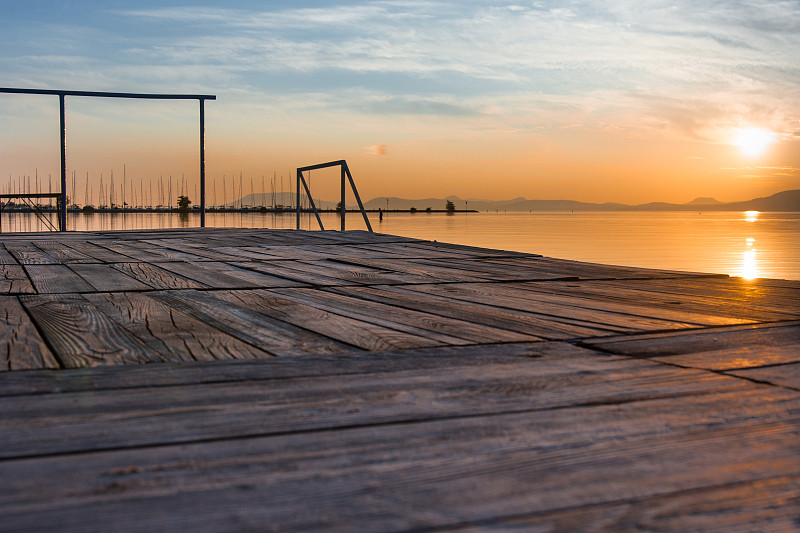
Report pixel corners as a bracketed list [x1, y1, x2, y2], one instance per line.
[203, 262, 307, 288]
[0, 386, 796, 531]
[110, 262, 206, 289]
[409, 257, 575, 281]
[516, 278, 800, 321]
[91, 241, 172, 261]
[0, 264, 34, 294]
[333, 285, 629, 339]
[0, 342, 561, 396]
[445, 475, 800, 532]
[0, 347, 767, 458]
[148, 289, 357, 357]
[271, 259, 423, 285]
[84, 292, 272, 363]
[142, 239, 246, 261]
[270, 287, 541, 344]
[31, 241, 98, 263]
[19, 294, 167, 368]
[68, 264, 153, 292]
[153, 261, 260, 289]
[122, 240, 209, 262]
[582, 321, 800, 366]
[0, 296, 59, 371]
[404, 282, 730, 331]
[24, 264, 95, 294]
[3, 242, 60, 265]
[436, 281, 756, 327]
[230, 260, 363, 286]
[246, 245, 345, 262]
[214, 289, 449, 351]
[68, 241, 144, 263]
[728, 362, 800, 390]
[155, 261, 303, 289]
[0, 245, 18, 265]
[205, 246, 286, 261]
[489, 256, 725, 280]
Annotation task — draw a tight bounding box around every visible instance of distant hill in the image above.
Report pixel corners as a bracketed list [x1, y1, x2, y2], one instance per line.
[230, 189, 799, 212]
[686, 197, 722, 205]
[362, 190, 800, 212]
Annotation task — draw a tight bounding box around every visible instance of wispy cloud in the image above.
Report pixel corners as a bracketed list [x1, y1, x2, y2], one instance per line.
[103, 1, 800, 135]
[2, 1, 799, 136]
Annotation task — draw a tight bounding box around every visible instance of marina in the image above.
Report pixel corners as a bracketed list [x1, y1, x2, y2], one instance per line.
[0, 227, 798, 531]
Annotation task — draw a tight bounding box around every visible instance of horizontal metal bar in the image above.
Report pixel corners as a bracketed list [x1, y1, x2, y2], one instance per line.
[297, 160, 346, 173]
[0, 88, 216, 100]
[0, 193, 63, 199]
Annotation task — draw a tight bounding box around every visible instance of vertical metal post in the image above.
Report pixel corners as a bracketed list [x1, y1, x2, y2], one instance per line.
[343, 162, 373, 232]
[295, 170, 301, 229]
[340, 164, 346, 231]
[199, 98, 206, 227]
[59, 93, 67, 232]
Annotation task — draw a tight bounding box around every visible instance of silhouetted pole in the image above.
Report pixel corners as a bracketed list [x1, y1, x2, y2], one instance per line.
[296, 172, 301, 229]
[199, 98, 206, 227]
[340, 164, 346, 231]
[59, 93, 67, 231]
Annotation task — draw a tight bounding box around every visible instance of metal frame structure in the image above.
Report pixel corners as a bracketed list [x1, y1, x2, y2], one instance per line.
[0, 88, 216, 231]
[296, 160, 373, 232]
[0, 192, 61, 232]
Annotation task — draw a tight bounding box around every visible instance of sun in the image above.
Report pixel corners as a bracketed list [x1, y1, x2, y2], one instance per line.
[734, 128, 775, 157]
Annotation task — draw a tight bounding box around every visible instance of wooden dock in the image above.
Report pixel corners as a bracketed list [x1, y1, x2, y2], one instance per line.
[0, 227, 798, 531]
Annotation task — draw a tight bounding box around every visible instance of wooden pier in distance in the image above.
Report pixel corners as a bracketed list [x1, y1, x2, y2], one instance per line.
[0, 227, 798, 531]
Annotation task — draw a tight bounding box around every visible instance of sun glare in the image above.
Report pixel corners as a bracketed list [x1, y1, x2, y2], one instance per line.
[734, 128, 775, 157]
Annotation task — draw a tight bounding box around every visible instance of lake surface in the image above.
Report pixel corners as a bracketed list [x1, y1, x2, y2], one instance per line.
[2, 210, 798, 281]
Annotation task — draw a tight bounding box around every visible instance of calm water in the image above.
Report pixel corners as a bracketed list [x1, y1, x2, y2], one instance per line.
[2, 210, 798, 280]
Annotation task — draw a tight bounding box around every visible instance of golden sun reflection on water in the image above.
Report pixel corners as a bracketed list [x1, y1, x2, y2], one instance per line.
[744, 210, 760, 222]
[740, 245, 758, 280]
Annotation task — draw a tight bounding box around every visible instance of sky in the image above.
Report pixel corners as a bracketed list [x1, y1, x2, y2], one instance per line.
[1, 0, 799, 205]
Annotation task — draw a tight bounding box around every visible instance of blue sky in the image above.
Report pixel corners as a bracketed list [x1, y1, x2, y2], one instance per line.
[1, 0, 799, 203]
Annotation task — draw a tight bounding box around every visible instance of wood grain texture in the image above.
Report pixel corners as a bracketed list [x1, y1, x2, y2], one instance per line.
[67, 241, 145, 263]
[84, 292, 272, 363]
[0, 245, 18, 265]
[514, 278, 800, 321]
[4, 243, 60, 265]
[0, 264, 34, 294]
[0, 345, 770, 458]
[728, 362, 800, 390]
[270, 287, 541, 344]
[110, 262, 206, 289]
[0, 296, 59, 370]
[32, 241, 97, 264]
[0, 385, 796, 531]
[402, 282, 735, 331]
[24, 264, 95, 294]
[148, 289, 357, 357]
[19, 294, 167, 368]
[0, 342, 567, 396]
[69, 264, 153, 292]
[446, 475, 800, 532]
[582, 321, 800, 362]
[214, 289, 449, 351]
[332, 285, 624, 339]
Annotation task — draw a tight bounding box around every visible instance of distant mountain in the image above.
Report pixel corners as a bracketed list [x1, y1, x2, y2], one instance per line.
[232, 190, 800, 212]
[686, 197, 722, 205]
[362, 190, 799, 212]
